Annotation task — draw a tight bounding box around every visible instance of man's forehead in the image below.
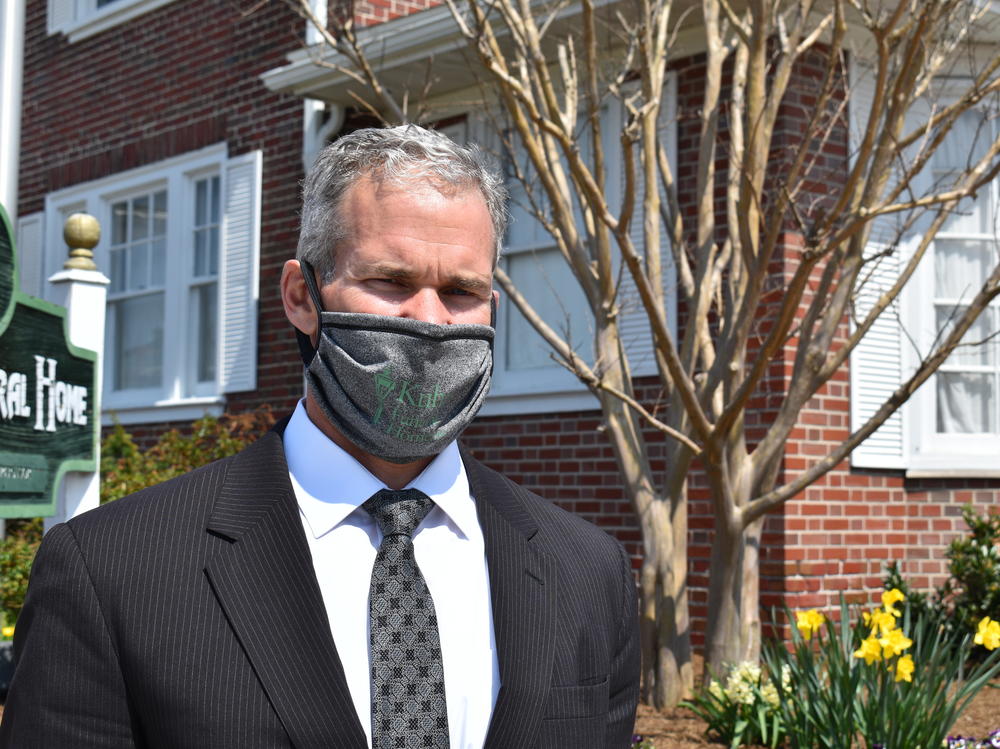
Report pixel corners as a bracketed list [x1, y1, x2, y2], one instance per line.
[359, 171, 481, 202]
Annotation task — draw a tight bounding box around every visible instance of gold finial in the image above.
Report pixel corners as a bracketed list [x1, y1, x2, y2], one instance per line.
[63, 213, 100, 271]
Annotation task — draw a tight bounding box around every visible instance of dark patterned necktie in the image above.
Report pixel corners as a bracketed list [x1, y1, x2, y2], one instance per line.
[363, 488, 450, 749]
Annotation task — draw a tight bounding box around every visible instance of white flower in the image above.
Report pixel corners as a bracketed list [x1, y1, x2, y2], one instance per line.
[708, 679, 724, 701]
[760, 681, 780, 708]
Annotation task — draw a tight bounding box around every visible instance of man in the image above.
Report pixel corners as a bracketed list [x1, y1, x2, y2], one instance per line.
[1, 125, 640, 748]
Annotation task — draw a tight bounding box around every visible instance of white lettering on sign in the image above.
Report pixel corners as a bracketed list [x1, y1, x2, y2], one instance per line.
[0, 357, 89, 430]
[33, 356, 88, 432]
[0, 369, 31, 420]
[0, 466, 32, 480]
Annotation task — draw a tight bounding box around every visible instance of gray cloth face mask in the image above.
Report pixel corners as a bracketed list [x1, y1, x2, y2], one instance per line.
[295, 260, 495, 464]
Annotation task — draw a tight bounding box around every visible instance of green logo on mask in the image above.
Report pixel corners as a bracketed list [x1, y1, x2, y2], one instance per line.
[372, 368, 446, 432]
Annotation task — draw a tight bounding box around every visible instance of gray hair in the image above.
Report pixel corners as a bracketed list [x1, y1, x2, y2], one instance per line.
[296, 124, 508, 281]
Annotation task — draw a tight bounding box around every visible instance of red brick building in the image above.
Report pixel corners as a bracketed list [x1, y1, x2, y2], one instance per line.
[11, 0, 1000, 647]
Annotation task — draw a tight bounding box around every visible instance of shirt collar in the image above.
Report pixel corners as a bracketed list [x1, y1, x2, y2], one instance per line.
[284, 400, 477, 541]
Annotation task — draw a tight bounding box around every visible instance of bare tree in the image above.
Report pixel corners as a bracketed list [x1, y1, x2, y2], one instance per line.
[274, 0, 1000, 708]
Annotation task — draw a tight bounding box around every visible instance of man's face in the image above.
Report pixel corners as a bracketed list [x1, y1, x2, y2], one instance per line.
[317, 176, 496, 327]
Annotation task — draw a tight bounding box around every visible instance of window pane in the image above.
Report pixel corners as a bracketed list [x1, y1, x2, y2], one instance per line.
[128, 241, 149, 290]
[113, 293, 164, 390]
[111, 202, 128, 245]
[132, 196, 149, 241]
[193, 176, 221, 280]
[151, 237, 166, 286]
[208, 225, 219, 276]
[935, 305, 993, 367]
[210, 176, 220, 223]
[505, 249, 591, 370]
[109, 248, 125, 293]
[935, 111, 993, 235]
[934, 239, 990, 299]
[941, 193, 991, 235]
[194, 283, 218, 383]
[194, 229, 208, 277]
[195, 180, 207, 226]
[153, 191, 167, 237]
[937, 372, 995, 433]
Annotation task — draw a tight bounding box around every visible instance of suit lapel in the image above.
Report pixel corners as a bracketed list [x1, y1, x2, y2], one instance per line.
[204, 430, 367, 749]
[463, 447, 559, 749]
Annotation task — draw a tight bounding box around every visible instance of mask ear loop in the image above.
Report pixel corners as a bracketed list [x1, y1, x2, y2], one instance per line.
[294, 259, 327, 366]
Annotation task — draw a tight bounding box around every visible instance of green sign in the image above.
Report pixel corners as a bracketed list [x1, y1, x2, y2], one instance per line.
[0, 204, 98, 518]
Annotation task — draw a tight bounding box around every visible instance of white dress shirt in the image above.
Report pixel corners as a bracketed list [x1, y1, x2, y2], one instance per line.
[283, 400, 500, 749]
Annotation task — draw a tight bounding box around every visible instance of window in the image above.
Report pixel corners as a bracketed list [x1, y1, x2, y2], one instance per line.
[47, 0, 179, 42]
[851, 68, 1000, 475]
[107, 188, 168, 392]
[43, 144, 261, 425]
[906, 111, 1000, 472]
[461, 85, 678, 416]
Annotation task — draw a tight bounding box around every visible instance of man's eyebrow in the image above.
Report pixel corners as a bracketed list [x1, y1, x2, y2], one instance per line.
[366, 263, 492, 294]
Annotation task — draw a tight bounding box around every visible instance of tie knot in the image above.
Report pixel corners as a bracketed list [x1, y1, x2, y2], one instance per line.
[363, 488, 433, 538]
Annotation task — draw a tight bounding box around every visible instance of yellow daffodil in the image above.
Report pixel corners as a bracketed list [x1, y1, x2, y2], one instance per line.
[879, 627, 913, 658]
[796, 609, 826, 641]
[853, 634, 883, 665]
[1, 625, 13, 639]
[975, 616, 1000, 650]
[863, 608, 897, 637]
[881, 588, 905, 617]
[894, 654, 915, 683]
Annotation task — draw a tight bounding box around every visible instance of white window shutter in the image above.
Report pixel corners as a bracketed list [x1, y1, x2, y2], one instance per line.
[218, 150, 262, 394]
[849, 65, 906, 468]
[850, 244, 907, 468]
[16, 212, 45, 298]
[47, 0, 75, 35]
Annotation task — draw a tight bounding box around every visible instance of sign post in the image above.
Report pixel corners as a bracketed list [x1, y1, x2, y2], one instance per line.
[0, 204, 105, 524]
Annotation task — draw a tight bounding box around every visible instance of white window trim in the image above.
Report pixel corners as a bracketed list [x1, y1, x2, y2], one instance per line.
[102, 398, 225, 428]
[48, 0, 178, 43]
[43, 143, 246, 427]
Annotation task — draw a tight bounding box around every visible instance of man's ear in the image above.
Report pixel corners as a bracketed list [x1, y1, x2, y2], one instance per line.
[281, 259, 318, 340]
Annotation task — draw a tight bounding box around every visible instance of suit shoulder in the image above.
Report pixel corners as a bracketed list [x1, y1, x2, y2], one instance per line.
[65, 450, 236, 535]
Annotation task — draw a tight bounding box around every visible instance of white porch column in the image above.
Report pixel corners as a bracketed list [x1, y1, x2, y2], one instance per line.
[45, 215, 109, 531]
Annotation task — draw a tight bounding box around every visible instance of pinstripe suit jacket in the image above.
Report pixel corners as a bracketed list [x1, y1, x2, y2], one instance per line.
[0, 427, 639, 748]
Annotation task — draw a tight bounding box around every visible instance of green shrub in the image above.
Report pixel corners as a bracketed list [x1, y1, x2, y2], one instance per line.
[101, 408, 275, 503]
[940, 505, 1000, 638]
[0, 518, 43, 633]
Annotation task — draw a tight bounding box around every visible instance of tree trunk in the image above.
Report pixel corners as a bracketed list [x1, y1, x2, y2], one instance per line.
[704, 511, 764, 676]
[638, 488, 692, 708]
